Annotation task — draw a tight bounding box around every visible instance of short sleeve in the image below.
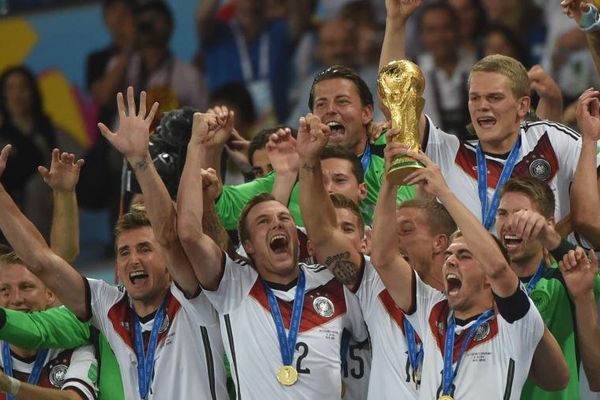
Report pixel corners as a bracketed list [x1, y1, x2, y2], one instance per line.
[86, 279, 125, 333]
[61, 344, 99, 400]
[404, 272, 445, 338]
[342, 287, 369, 343]
[422, 115, 460, 162]
[498, 296, 544, 359]
[170, 283, 219, 327]
[355, 259, 383, 321]
[202, 254, 259, 314]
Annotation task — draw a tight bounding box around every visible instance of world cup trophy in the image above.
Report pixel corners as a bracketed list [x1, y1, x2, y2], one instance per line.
[377, 60, 426, 184]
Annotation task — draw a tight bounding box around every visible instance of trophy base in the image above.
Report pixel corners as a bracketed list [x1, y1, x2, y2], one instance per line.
[387, 158, 424, 185]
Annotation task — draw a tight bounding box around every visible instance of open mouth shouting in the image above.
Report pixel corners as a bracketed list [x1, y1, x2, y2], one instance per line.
[476, 116, 496, 129]
[269, 233, 290, 255]
[502, 234, 523, 251]
[326, 121, 345, 139]
[446, 273, 462, 296]
[129, 270, 149, 286]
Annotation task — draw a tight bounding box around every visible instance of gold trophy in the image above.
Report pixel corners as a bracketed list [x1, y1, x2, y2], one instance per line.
[377, 60, 426, 184]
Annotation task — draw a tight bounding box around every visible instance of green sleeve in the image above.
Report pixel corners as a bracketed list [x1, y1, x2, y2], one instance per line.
[216, 172, 304, 229]
[0, 306, 91, 350]
[594, 272, 600, 299]
[216, 173, 276, 230]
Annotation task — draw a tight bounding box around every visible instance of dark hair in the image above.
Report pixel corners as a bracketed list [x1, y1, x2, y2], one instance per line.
[309, 65, 373, 111]
[500, 177, 556, 219]
[135, 0, 173, 28]
[398, 198, 456, 237]
[209, 82, 257, 126]
[330, 193, 365, 237]
[0, 66, 45, 126]
[248, 126, 297, 166]
[238, 193, 278, 245]
[417, 2, 460, 34]
[114, 203, 152, 246]
[320, 145, 364, 184]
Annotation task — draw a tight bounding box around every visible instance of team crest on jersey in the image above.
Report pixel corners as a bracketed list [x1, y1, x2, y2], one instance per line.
[529, 290, 550, 313]
[159, 315, 170, 334]
[473, 321, 490, 341]
[49, 364, 68, 387]
[528, 159, 551, 180]
[313, 296, 335, 318]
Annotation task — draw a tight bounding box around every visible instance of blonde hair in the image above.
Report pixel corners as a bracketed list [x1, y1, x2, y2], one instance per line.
[470, 54, 530, 99]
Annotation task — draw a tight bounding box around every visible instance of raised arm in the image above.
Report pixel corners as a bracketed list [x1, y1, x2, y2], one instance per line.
[266, 128, 299, 207]
[199, 168, 234, 256]
[380, 0, 427, 142]
[559, 248, 600, 391]
[98, 87, 201, 297]
[177, 113, 225, 291]
[0, 146, 86, 319]
[562, 0, 600, 77]
[298, 114, 362, 289]
[571, 88, 600, 247]
[404, 150, 520, 297]
[528, 65, 564, 122]
[39, 149, 84, 264]
[370, 141, 418, 311]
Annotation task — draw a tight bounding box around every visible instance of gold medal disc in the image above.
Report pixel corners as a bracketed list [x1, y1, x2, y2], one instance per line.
[277, 365, 298, 386]
[438, 396, 454, 400]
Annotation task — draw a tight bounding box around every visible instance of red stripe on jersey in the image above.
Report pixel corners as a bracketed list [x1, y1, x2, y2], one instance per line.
[107, 291, 182, 350]
[249, 278, 347, 333]
[378, 289, 406, 330]
[512, 133, 558, 183]
[428, 301, 498, 363]
[455, 133, 558, 188]
[3, 349, 75, 391]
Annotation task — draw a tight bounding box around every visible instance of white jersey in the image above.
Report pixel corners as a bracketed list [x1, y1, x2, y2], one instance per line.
[341, 330, 371, 400]
[355, 258, 420, 399]
[85, 278, 227, 400]
[424, 117, 599, 224]
[0, 343, 98, 399]
[204, 254, 368, 400]
[406, 273, 544, 400]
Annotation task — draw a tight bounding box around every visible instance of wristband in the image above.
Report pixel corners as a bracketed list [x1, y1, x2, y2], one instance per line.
[549, 238, 577, 261]
[580, 4, 600, 32]
[7, 376, 20, 396]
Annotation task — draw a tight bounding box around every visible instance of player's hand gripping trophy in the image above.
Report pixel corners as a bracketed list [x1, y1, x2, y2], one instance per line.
[378, 60, 426, 184]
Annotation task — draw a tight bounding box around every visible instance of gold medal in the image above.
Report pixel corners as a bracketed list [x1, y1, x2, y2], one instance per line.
[276, 365, 298, 386]
[438, 396, 454, 400]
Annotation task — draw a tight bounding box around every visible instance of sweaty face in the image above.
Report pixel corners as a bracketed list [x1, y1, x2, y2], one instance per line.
[243, 201, 299, 282]
[0, 264, 54, 312]
[442, 238, 489, 312]
[312, 78, 373, 155]
[420, 9, 459, 63]
[396, 208, 436, 273]
[468, 71, 529, 153]
[116, 227, 171, 303]
[321, 158, 366, 205]
[496, 192, 544, 264]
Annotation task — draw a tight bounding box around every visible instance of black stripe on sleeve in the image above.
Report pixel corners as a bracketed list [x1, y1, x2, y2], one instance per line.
[63, 378, 97, 400]
[79, 276, 92, 322]
[200, 326, 217, 400]
[224, 315, 241, 400]
[493, 285, 530, 323]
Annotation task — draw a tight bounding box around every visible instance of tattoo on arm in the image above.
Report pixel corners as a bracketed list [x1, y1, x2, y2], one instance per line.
[133, 159, 149, 172]
[323, 251, 358, 286]
[301, 163, 316, 173]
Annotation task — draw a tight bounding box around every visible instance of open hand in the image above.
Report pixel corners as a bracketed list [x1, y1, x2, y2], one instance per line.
[38, 149, 85, 193]
[576, 88, 600, 141]
[386, 0, 423, 22]
[98, 86, 159, 163]
[266, 128, 299, 176]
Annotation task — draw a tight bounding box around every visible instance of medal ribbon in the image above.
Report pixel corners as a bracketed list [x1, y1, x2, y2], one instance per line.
[133, 297, 168, 400]
[442, 309, 495, 396]
[476, 136, 522, 230]
[360, 142, 372, 179]
[263, 269, 306, 367]
[2, 341, 48, 400]
[403, 319, 423, 377]
[526, 262, 545, 295]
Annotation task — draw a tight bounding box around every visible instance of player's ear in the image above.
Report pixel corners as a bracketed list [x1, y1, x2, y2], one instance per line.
[243, 240, 255, 255]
